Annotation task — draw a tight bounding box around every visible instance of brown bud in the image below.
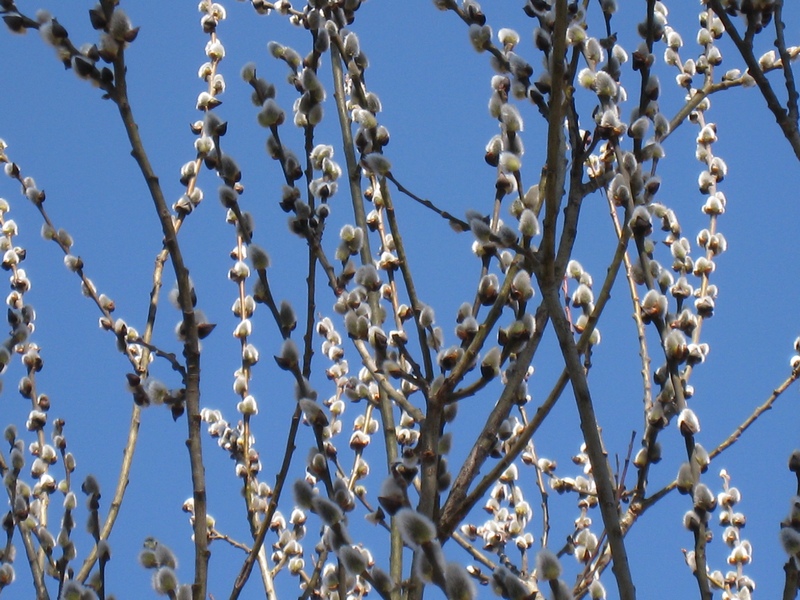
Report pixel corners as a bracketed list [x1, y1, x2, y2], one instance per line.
[789, 450, 800, 473]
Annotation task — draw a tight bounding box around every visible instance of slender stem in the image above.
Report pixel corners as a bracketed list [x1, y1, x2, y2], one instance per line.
[110, 53, 208, 599]
[538, 0, 569, 278]
[438, 307, 548, 540]
[782, 558, 799, 600]
[634, 0, 656, 158]
[20, 525, 49, 600]
[381, 182, 434, 380]
[708, 0, 800, 160]
[774, 0, 799, 123]
[387, 174, 470, 231]
[329, 43, 374, 267]
[76, 405, 141, 583]
[5, 165, 152, 587]
[541, 286, 636, 600]
[229, 405, 303, 599]
[711, 369, 800, 460]
[329, 37, 406, 596]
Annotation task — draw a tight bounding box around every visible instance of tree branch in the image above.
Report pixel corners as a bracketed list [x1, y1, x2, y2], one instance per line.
[110, 51, 208, 600]
[708, 0, 800, 160]
[540, 286, 636, 600]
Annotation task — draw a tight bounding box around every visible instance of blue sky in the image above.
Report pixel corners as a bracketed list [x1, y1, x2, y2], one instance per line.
[1, 1, 800, 598]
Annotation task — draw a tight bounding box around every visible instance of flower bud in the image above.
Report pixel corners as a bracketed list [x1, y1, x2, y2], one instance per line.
[237, 395, 258, 416]
[693, 482, 716, 512]
[677, 462, 694, 494]
[469, 24, 492, 52]
[311, 495, 343, 526]
[396, 508, 437, 548]
[445, 562, 477, 600]
[258, 99, 285, 127]
[338, 545, 368, 575]
[780, 526, 800, 557]
[275, 339, 299, 370]
[789, 450, 800, 473]
[678, 408, 700, 436]
[362, 153, 392, 176]
[536, 548, 561, 581]
[152, 567, 178, 594]
[518, 209, 539, 238]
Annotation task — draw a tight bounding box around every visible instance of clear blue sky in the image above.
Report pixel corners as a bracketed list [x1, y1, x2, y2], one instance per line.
[1, 2, 799, 598]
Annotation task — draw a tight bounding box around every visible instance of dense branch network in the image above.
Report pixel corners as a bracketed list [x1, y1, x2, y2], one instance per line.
[0, 1, 798, 600]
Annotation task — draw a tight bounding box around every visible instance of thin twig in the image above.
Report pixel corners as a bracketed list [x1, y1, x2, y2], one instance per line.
[708, 0, 800, 160]
[110, 48, 209, 599]
[711, 369, 800, 460]
[386, 173, 469, 231]
[542, 284, 636, 600]
[229, 405, 303, 599]
[774, 0, 799, 122]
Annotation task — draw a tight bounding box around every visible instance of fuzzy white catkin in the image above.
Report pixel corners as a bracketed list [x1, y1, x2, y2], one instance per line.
[395, 508, 436, 547]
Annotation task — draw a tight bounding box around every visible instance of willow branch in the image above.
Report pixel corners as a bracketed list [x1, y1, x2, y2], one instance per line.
[708, 0, 800, 160]
[774, 0, 799, 122]
[541, 286, 636, 600]
[110, 51, 208, 599]
[229, 404, 303, 599]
